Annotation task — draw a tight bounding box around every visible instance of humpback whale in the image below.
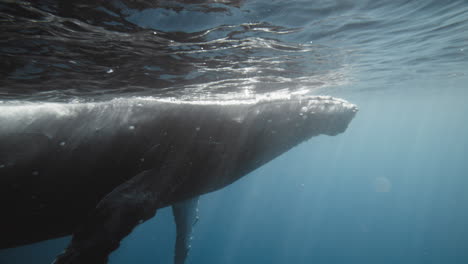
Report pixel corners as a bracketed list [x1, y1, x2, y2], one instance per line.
[0, 95, 357, 263]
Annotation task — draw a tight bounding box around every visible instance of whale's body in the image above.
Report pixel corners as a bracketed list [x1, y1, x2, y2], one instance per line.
[0, 95, 357, 263]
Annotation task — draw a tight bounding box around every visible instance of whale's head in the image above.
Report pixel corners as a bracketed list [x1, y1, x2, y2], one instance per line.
[294, 95, 358, 136]
[251, 95, 357, 138]
[236, 95, 357, 167]
[227, 95, 357, 178]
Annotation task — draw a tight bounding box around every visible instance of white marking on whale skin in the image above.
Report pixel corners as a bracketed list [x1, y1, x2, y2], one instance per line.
[0, 95, 357, 141]
[0, 102, 77, 119]
[0, 94, 357, 117]
[232, 116, 244, 123]
[137, 93, 357, 110]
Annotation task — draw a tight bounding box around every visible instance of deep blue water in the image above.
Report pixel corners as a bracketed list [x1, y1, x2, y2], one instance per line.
[1, 0, 468, 263]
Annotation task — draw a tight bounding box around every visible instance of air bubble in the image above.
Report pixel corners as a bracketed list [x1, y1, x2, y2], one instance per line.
[106, 69, 114, 73]
[129, 125, 135, 130]
[195, 127, 200, 131]
[374, 177, 392, 193]
[59, 141, 66, 146]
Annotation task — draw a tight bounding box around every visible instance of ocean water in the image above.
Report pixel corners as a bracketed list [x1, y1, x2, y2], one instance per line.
[1, 0, 468, 263]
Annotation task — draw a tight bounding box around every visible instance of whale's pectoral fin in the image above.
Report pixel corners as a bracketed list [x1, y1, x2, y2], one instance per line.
[172, 196, 199, 264]
[54, 169, 161, 264]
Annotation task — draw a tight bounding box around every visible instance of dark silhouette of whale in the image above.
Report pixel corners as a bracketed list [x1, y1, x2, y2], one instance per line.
[0, 95, 357, 263]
